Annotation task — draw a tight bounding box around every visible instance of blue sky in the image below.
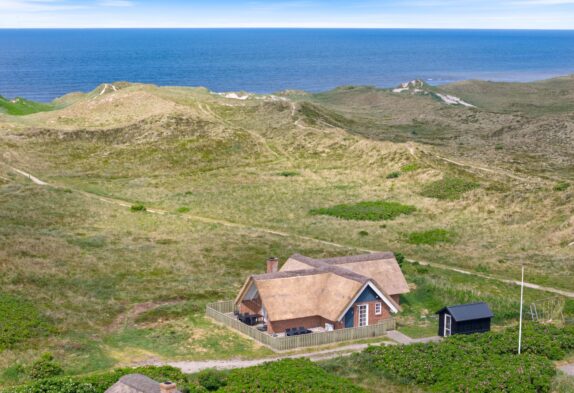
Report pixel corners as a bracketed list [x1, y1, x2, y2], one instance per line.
[0, 0, 573, 29]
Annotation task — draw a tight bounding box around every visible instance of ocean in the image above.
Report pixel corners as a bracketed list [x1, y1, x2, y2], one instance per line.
[1, 28, 573, 102]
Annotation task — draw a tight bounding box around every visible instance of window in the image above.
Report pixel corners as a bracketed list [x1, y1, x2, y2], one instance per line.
[358, 304, 368, 327]
[375, 302, 382, 315]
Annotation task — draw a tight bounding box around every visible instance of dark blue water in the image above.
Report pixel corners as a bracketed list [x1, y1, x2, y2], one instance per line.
[1, 29, 573, 102]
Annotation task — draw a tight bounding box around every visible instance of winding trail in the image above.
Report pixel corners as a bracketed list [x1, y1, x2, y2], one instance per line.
[142, 342, 387, 373]
[406, 143, 531, 182]
[141, 334, 440, 373]
[4, 161, 574, 300]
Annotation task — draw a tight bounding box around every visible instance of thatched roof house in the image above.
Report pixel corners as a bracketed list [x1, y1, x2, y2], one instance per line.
[105, 374, 180, 393]
[235, 252, 409, 333]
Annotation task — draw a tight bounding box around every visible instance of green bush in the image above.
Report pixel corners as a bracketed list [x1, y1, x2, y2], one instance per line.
[394, 252, 405, 267]
[420, 177, 479, 200]
[310, 201, 416, 221]
[130, 203, 146, 212]
[386, 171, 400, 179]
[177, 206, 191, 213]
[401, 163, 420, 172]
[554, 182, 570, 191]
[358, 323, 574, 392]
[196, 369, 227, 391]
[277, 171, 299, 177]
[0, 293, 52, 350]
[406, 229, 454, 245]
[202, 359, 365, 392]
[4, 366, 187, 393]
[27, 354, 63, 380]
[358, 230, 369, 237]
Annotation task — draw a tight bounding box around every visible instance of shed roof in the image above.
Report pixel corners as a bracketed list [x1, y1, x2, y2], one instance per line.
[104, 374, 181, 393]
[436, 302, 494, 322]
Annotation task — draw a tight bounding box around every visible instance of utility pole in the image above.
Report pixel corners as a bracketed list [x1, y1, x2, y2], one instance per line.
[518, 265, 524, 355]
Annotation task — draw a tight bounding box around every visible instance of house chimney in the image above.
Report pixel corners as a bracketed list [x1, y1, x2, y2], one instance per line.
[266, 257, 279, 273]
[160, 382, 177, 393]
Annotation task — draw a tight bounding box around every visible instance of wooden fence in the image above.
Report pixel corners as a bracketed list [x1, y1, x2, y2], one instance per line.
[206, 300, 395, 351]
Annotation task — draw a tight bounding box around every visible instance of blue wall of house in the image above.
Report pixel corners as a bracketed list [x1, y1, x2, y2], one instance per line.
[343, 286, 381, 328]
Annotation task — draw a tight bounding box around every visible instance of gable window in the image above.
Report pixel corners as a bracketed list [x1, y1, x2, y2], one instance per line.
[375, 302, 382, 315]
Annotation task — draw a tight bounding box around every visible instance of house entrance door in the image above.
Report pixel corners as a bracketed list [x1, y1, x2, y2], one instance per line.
[358, 304, 368, 327]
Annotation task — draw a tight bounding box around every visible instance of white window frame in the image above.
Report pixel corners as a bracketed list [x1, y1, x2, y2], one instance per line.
[375, 302, 382, 315]
[444, 314, 452, 337]
[358, 304, 369, 327]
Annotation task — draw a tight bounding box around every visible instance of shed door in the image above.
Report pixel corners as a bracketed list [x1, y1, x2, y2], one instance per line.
[444, 314, 452, 336]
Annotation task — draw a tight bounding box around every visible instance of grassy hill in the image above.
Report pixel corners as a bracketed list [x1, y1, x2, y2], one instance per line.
[0, 79, 573, 388]
[0, 96, 53, 116]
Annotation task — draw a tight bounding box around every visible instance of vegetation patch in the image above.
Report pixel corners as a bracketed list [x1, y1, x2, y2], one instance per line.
[386, 171, 400, 179]
[554, 181, 570, 191]
[27, 354, 63, 380]
[310, 201, 416, 221]
[188, 358, 365, 392]
[3, 366, 186, 393]
[420, 177, 479, 200]
[330, 324, 573, 393]
[0, 293, 52, 351]
[406, 229, 455, 245]
[130, 203, 146, 212]
[276, 171, 299, 177]
[400, 163, 420, 172]
[0, 96, 54, 116]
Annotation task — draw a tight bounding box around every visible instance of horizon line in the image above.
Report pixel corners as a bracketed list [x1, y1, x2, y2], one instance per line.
[1, 27, 574, 31]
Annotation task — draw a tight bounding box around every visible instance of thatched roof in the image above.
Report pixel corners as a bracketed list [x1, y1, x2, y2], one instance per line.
[104, 374, 181, 393]
[235, 252, 408, 323]
[285, 252, 410, 295]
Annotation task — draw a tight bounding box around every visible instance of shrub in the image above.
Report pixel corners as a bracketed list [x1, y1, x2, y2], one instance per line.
[394, 252, 405, 267]
[420, 177, 479, 200]
[310, 201, 416, 221]
[27, 353, 63, 380]
[130, 203, 146, 212]
[177, 206, 190, 213]
[386, 171, 400, 179]
[358, 230, 369, 237]
[0, 293, 52, 350]
[277, 171, 299, 177]
[401, 163, 420, 172]
[5, 366, 187, 393]
[358, 323, 573, 392]
[196, 369, 227, 391]
[215, 359, 365, 392]
[406, 229, 454, 245]
[554, 182, 570, 191]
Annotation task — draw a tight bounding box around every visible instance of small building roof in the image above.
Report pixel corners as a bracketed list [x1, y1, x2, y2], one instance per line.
[436, 302, 494, 322]
[105, 374, 181, 393]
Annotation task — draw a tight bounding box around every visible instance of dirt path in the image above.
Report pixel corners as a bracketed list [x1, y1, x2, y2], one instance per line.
[558, 362, 574, 376]
[5, 162, 574, 299]
[406, 143, 532, 183]
[141, 342, 387, 373]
